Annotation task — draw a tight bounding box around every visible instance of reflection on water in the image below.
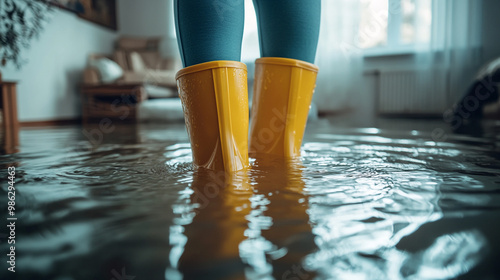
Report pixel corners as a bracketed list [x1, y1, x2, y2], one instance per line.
[0, 121, 499, 279]
[175, 169, 252, 279]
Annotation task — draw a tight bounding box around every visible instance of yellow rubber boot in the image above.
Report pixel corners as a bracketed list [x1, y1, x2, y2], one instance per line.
[249, 57, 319, 158]
[176, 61, 249, 172]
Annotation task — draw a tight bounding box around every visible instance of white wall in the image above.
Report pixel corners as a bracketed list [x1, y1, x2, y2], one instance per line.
[1, 10, 117, 122]
[118, 0, 179, 59]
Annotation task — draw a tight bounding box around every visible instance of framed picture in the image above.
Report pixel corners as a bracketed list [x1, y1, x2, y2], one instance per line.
[49, 0, 84, 13]
[50, 0, 117, 31]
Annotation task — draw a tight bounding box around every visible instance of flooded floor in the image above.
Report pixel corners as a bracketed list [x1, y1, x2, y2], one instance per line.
[1, 117, 499, 280]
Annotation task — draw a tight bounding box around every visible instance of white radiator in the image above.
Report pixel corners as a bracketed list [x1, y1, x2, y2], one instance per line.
[377, 69, 448, 115]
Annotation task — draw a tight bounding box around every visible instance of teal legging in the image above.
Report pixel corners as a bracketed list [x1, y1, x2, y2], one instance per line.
[175, 0, 321, 67]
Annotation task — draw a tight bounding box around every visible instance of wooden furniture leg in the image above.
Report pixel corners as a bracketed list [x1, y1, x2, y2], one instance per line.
[1, 82, 20, 153]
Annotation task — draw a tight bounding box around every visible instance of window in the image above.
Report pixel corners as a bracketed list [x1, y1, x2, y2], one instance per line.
[359, 0, 432, 56]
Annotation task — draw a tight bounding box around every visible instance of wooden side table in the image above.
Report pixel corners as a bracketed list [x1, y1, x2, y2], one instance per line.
[81, 83, 147, 123]
[0, 81, 20, 153]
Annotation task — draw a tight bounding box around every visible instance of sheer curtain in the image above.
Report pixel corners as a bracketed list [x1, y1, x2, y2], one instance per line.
[242, 0, 483, 113]
[242, 0, 364, 113]
[314, 0, 483, 113]
[314, 0, 364, 113]
[414, 0, 483, 107]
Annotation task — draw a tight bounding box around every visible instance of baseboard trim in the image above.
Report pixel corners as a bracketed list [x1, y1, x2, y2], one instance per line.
[20, 118, 81, 127]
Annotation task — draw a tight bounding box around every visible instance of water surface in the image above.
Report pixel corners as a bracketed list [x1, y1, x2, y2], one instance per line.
[0, 119, 499, 280]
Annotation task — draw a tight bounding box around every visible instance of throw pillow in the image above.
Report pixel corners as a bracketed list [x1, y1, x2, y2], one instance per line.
[129, 52, 147, 72]
[90, 58, 123, 83]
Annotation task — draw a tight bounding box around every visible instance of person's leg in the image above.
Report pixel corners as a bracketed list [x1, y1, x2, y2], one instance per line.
[175, 0, 249, 171]
[253, 0, 321, 64]
[175, 0, 245, 67]
[249, 0, 321, 158]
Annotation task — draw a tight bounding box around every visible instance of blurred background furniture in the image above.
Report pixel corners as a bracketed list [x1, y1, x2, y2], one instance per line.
[83, 36, 180, 87]
[81, 36, 184, 123]
[0, 80, 20, 153]
[81, 83, 146, 123]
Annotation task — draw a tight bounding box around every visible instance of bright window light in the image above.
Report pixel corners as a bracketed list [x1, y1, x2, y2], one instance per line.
[359, 0, 432, 54]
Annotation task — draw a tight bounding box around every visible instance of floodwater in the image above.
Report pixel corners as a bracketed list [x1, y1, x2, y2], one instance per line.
[0, 118, 499, 280]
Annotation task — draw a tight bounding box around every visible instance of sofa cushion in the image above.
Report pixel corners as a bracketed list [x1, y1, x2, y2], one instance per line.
[137, 51, 162, 69]
[113, 50, 129, 71]
[137, 98, 184, 122]
[129, 52, 147, 72]
[121, 70, 176, 87]
[144, 84, 177, 98]
[126, 51, 161, 69]
[90, 58, 124, 83]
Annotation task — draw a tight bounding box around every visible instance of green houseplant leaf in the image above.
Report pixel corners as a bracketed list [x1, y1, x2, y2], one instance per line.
[0, 0, 53, 68]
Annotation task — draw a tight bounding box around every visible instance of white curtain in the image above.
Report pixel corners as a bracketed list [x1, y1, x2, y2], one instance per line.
[413, 0, 483, 106]
[243, 0, 483, 113]
[314, 0, 483, 114]
[314, 0, 364, 113]
[242, 0, 364, 113]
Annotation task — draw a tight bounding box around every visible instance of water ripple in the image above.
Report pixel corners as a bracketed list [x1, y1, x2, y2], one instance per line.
[0, 124, 499, 279]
